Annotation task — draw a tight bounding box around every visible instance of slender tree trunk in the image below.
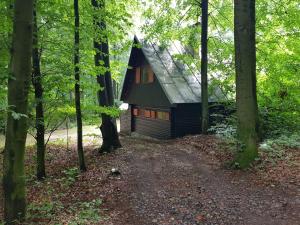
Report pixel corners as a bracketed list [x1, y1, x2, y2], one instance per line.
[3, 0, 34, 223]
[91, 0, 121, 152]
[201, 0, 209, 134]
[234, 0, 259, 168]
[74, 0, 86, 171]
[32, 1, 46, 180]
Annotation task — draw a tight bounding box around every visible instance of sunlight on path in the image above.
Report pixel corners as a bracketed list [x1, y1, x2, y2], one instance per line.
[0, 120, 120, 148]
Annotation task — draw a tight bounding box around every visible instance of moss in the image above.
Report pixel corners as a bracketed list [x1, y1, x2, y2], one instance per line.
[234, 135, 258, 169]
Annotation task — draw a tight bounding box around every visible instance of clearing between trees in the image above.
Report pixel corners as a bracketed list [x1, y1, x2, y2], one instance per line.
[0, 135, 298, 225]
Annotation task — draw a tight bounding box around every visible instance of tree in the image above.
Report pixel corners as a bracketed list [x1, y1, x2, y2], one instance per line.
[201, 0, 209, 134]
[234, 0, 259, 168]
[3, 0, 34, 222]
[32, 1, 46, 180]
[74, 0, 86, 171]
[91, 0, 122, 152]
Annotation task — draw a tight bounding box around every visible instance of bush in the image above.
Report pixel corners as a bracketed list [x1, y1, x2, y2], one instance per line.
[259, 107, 300, 139]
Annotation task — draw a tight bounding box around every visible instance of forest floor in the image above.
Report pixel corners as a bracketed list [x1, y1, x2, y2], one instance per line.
[0, 125, 103, 148]
[0, 134, 299, 225]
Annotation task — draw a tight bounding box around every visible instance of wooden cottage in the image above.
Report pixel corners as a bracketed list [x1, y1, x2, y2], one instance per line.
[120, 36, 225, 139]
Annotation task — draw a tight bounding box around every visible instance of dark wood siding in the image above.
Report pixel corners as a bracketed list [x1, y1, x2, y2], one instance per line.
[131, 106, 171, 139]
[127, 79, 170, 108]
[172, 103, 227, 138]
[173, 104, 201, 137]
[133, 117, 171, 139]
[120, 106, 131, 135]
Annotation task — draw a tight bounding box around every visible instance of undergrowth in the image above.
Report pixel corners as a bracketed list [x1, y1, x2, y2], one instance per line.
[209, 111, 300, 167]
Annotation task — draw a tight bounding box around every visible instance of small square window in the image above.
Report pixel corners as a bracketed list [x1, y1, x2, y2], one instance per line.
[165, 112, 170, 120]
[144, 110, 151, 118]
[133, 108, 139, 116]
[150, 110, 156, 118]
[157, 111, 170, 120]
[140, 109, 145, 117]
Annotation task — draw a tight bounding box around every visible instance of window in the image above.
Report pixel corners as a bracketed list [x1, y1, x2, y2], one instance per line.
[141, 67, 148, 83]
[147, 66, 154, 83]
[165, 112, 170, 120]
[150, 110, 156, 119]
[133, 108, 169, 121]
[139, 109, 145, 117]
[135, 67, 141, 84]
[144, 110, 151, 118]
[157, 111, 170, 121]
[133, 108, 139, 116]
[135, 65, 154, 84]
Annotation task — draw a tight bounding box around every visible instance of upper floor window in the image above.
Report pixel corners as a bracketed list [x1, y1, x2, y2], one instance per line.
[135, 67, 141, 84]
[135, 65, 154, 84]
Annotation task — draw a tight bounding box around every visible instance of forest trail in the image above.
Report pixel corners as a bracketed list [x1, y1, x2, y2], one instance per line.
[98, 137, 300, 225]
[1, 135, 299, 224]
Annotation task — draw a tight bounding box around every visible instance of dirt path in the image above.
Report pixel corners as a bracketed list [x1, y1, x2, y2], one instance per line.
[100, 137, 299, 225]
[1, 135, 298, 225]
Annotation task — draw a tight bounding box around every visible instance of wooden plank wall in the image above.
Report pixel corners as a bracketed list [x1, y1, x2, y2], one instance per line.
[173, 104, 201, 138]
[133, 117, 171, 139]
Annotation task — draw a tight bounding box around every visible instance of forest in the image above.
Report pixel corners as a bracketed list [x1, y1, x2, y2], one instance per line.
[0, 0, 299, 224]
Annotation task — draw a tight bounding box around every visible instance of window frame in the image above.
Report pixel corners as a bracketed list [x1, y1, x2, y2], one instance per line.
[135, 65, 155, 84]
[135, 67, 141, 84]
[133, 107, 170, 121]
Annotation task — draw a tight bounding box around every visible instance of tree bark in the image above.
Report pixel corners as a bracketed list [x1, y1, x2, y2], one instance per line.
[201, 0, 209, 134]
[32, 1, 46, 180]
[91, 0, 121, 152]
[74, 0, 86, 171]
[3, 0, 34, 223]
[234, 0, 259, 168]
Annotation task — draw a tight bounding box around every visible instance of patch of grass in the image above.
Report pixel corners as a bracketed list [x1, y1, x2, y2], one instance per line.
[68, 199, 103, 225]
[61, 167, 79, 187]
[27, 200, 64, 220]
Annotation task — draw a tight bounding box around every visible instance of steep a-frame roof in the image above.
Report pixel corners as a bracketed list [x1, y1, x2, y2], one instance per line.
[120, 36, 225, 104]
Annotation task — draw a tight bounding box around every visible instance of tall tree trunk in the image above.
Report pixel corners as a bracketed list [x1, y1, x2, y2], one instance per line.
[74, 0, 86, 171]
[201, 0, 209, 134]
[32, 1, 46, 180]
[3, 0, 34, 223]
[91, 0, 121, 152]
[234, 0, 259, 168]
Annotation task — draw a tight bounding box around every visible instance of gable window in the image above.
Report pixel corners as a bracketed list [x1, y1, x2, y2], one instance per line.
[135, 65, 155, 84]
[135, 67, 141, 84]
[141, 67, 148, 83]
[148, 68, 154, 83]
